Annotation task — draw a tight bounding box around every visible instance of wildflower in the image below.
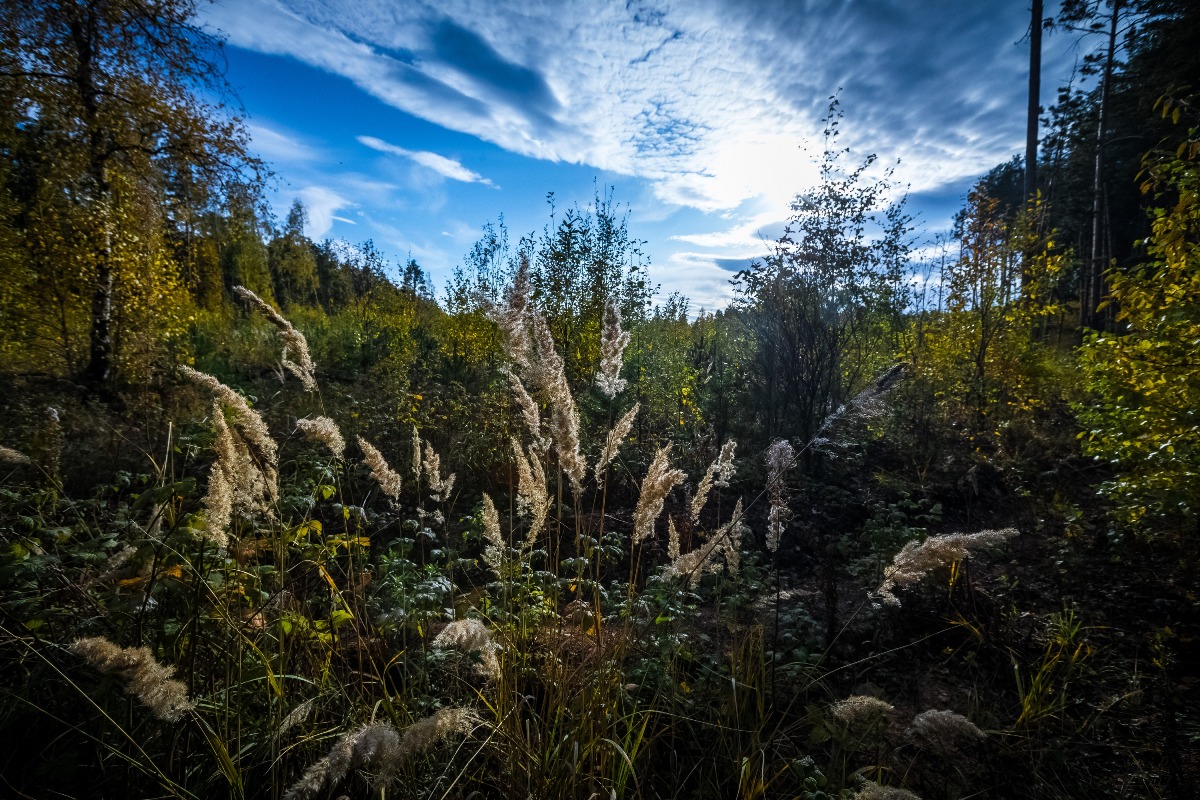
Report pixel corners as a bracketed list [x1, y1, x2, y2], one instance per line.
[831, 695, 894, 729]
[874, 528, 1019, 607]
[71, 637, 194, 722]
[595, 298, 630, 398]
[906, 709, 986, 753]
[480, 493, 504, 574]
[233, 285, 317, 391]
[595, 402, 639, 484]
[632, 445, 686, 546]
[295, 416, 345, 460]
[357, 436, 402, 500]
[433, 618, 500, 679]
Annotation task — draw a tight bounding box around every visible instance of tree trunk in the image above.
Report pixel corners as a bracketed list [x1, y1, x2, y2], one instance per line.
[1024, 0, 1043, 204]
[1084, 0, 1121, 331]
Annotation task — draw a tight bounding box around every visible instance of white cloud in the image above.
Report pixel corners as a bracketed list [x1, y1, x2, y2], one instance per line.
[357, 135, 496, 186]
[246, 123, 319, 164]
[297, 186, 352, 238]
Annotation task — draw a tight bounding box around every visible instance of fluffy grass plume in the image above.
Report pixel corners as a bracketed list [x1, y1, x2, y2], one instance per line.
[233, 285, 317, 391]
[831, 695, 894, 728]
[72, 637, 194, 722]
[182, 367, 279, 504]
[284, 708, 478, 800]
[664, 498, 745, 586]
[906, 709, 986, 753]
[529, 313, 586, 491]
[595, 402, 639, 484]
[633, 445, 686, 546]
[512, 438, 551, 548]
[850, 783, 922, 800]
[491, 253, 532, 369]
[507, 370, 546, 451]
[295, 416, 345, 460]
[421, 439, 455, 502]
[433, 618, 500, 679]
[765, 439, 795, 552]
[357, 436, 402, 500]
[595, 297, 630, 398]
[0, 445, 30, 464]
[875, 528, 1019, 607]
[480, 493, 504, 574]
[691, 438, 737, 521]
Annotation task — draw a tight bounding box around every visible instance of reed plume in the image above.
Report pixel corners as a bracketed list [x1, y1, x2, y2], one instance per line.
[831, 695, 894, 728]
[357, 436, 402, 500]
[233, 285, 317, 391]
[663, 498, 745, 586]
[480, 493, 504, 574]
[422, 440, 455, 502]
[0, 445, 30, 464]
[512, 438, 550, 549]
[433, 618, 500, 679]
[529, 313, 586, 492]
[906, 709, 986, 753]
[181, 366, 279, 504]
[632, 445, 685, 546]
[72, 637, 194, 722]
[490, 253, 532, 368]
[411, 426, 422, 478]
[595, 402, 639, 484]
[595, 297, 630, 398]
[284, 708, 479, 800]
[690, 438, 737, 522]
[506, 370, 545, 450]
[765, 439, 795, 552]
[295, 416, 345, 459]
[874, 528, 1018, 607]
[284, 721, 399, 800]
[849, 783, 922, 800]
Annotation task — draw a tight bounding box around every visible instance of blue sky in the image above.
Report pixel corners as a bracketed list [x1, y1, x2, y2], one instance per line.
[199, 0, 1085, 311]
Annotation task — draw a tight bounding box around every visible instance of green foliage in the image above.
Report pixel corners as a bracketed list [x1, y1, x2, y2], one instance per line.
[1078, 133, 1200, 536]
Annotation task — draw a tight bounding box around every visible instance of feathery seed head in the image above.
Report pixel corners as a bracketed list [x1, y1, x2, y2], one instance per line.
[633, 445, 686, 546]
[831, 695, 895, 729]
[0, 446, 30, 464]
[480, 493, 504, 574]
[295, 416, 345, 459]
[595, 402, 639, 484]
[72, 637, 194, 722]
[907, 709, 986, 752]
[874, 528, 1018, 607]
[596, 298, 631, 398]
[433, 618, 500, 679]
[357, 436, 402, 500]
[233, 285, 317, 391]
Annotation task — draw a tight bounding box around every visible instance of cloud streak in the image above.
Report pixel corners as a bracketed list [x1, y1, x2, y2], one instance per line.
[357, 135, 496, 186]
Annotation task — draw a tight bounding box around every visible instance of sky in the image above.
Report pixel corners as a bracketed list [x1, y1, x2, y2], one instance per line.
[197, 0, 1086, 311]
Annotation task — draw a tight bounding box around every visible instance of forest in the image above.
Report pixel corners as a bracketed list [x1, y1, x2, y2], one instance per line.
[0, 1, 1197, 798]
